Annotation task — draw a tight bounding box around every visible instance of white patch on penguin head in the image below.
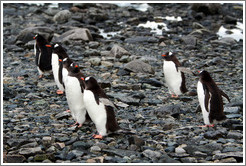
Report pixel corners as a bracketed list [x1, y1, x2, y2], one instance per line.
[54, 44, 59, 48]
[169, 52, 173, 56]
[63, 58, 67, 62]
[70, 63, 73, 67]
[85, 77, 90, 81]
[35, 34, 38, 38]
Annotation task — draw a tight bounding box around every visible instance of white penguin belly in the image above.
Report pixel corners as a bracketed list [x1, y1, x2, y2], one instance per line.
[197, 81, 210, 125]
[163, 61, 182, 95]
[65, 76, 86, 124]
[52, 53, 64, 91]
[83, 90, 107, 136]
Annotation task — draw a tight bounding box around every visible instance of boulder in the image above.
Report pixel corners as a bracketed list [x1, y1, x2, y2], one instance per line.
[124, 60, 155, 74]
[58, 28, 93, 43]
[53, 10, 71, 23]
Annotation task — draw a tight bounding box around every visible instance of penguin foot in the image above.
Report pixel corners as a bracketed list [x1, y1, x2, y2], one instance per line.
[56, 90, 64, 95]
[199, 124, 215, 127]
[70, 121, 78, 127]
[77, 124, 83, 128]
[66, 110, 71, 113]
[92, 134, 103, 139]
[171, 94, 179, 98]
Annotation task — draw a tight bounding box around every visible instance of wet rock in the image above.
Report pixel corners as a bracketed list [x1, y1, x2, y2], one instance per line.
[110, 44, 131, 58]
[16, 27, 54, 44]
[53, 10, 71, 23]
[58, 28, 93, 43]
[124, 60, 155, 74]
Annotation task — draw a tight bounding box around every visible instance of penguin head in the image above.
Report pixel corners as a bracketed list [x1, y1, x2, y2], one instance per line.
[198, 70, 212, 81]
[33, 34, 48, 44]
[84, 77, 99, 90]
[63, 58, 73, 68]
[70, 63, 80, 73]
[162, 51, 175, 61]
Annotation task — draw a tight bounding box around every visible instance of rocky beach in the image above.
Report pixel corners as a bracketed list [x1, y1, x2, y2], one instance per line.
[2, 3, 244, 163]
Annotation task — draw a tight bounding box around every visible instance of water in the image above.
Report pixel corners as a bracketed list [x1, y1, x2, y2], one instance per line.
[112, 3, 150, 12]
[99, 29, 121, 39]
[216, 22, 243, 41]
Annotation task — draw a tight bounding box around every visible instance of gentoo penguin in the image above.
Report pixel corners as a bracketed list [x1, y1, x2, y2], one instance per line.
[64, 62, 87, 127]
[47, 43, 68, 94]
[83, 76, 121, 139]
[33, 34, 52, 78]
[197, 70, 230, 127]
[162, 52, 188, 98]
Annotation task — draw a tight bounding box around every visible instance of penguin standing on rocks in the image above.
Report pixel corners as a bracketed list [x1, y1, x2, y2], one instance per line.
[83, 76, 122, 139]
[64, 62, 87, 127]
[47, 43, 68, 94]
[162, 52, 188, 98]
[33, 34, 52, 78]
[197, 70, 230, 127]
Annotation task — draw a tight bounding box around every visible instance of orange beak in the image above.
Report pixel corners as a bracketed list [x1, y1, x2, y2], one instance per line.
[33, 37, 36, 39]
[59, 59, 62, 62]
[75, 65, 78, 68]
[162, 54, 166, 57]
[46, 45, 52, 47]
[81, 77, 85, 80]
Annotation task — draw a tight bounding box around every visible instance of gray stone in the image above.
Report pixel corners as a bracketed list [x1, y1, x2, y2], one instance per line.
[4, 155, 26, 163]
[224, 107, 240, 114]
[154, 105, 181, 119]
[125, 36, 159, 43]
[19, 147, 42, 156]
[211, 37, 236, 45]
[212, 151, 243, 160]
[55, 111, 70, 120]
[90, 146, 101, 152]
[124, 60, 155, 74]
[180, 157, 197, 163]
[101, 61, 114, 68]
[227, 131, 243, 139]
[58, 28, 93, 43]
[89, 57, 101, 66]
[204, 130, 224, 139]
[142, 149, 162, 159]
[102, 149, 140, 157]
[182, 35, 197, 46]
[110, 45, 130, 58]
[53, 10, 71, 23]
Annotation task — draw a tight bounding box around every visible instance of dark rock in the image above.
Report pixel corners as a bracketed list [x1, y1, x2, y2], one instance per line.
[19, 147, 43, 156]
[212, 152, 243, 161]
[4, 155, 26, 163]
[211, 37, 236, 45]
[102, 149, 140, 157]
[227, 131, 243, 140]
[154, 105, 181, 119]
[125, 36, 159, 43]
[224, 15, 237, 24]
[191, 3, 221, 15]
[84, 49, 101, 57]
[72, 141, 90, 150]
[124, 60, 155, 74]
[128, 136, 145, 148]
[16, 27, 54, 44]
[3, 84, 17, 100]
[139, 78, 163, 87]
[184, 143, 222, 155]
[117, 68, 130, 76]
[204, 130, 224, 139]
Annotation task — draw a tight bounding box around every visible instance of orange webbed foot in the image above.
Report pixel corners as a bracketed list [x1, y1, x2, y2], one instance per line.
[92, 134, 103, 139]
[171, 94, 179, 98]
[199, 124, 215, 127]
[56, 90, 64, 95]
[66, 110, 71, 113]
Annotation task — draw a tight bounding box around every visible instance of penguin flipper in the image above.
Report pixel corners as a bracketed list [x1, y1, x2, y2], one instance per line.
[204, 88, 210, 112]
[220, 89, 230, 102]
[99, 98, 117, 110]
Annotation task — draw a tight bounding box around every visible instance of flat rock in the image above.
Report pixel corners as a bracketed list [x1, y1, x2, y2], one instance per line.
[4, 155, 26, 163]
[142, 149, 162, 159]
[124, 60, 155, 74]
[53, 10, 71, 23]
[110, 44, 130, 58]
[55, 111, 70, 120]
[58, 28, 93, 43]
[19, 147, 42, 156]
